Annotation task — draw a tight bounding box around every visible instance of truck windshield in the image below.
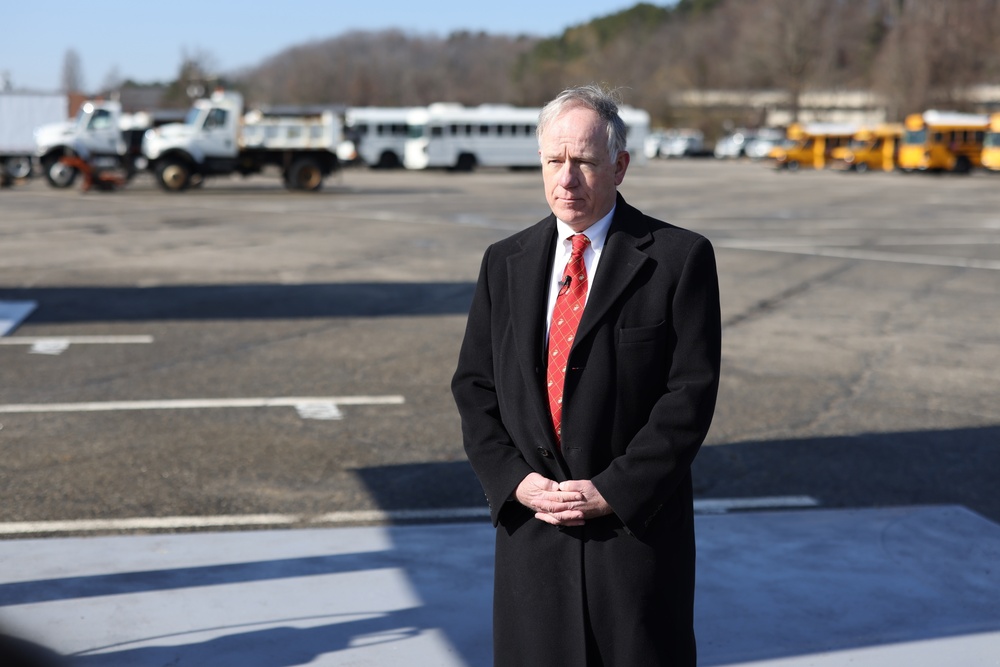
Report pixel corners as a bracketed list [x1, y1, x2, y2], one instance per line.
[184, 107, 203, 126]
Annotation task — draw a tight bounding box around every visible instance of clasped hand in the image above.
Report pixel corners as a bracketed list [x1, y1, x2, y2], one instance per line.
[515, 472, 612, 526]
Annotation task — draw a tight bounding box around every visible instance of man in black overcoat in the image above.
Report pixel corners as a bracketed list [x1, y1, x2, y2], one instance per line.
[452, 85, 722, 666]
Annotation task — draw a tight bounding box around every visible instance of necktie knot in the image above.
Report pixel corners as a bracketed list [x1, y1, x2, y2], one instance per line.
[570, 234, 590, 256]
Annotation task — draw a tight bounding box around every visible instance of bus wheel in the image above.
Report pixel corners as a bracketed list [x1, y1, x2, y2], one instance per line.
[953, 156, 971, 174]
[454, 153, 477, 172]
[855, 162, 868, 174]
[375, 151, 400, 169]
[786, 160, 799, 172]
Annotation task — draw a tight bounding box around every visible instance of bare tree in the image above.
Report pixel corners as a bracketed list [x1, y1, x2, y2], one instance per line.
[101, 66, 124, 94]
[161, 49, 221, 107]
[61, 49, 85, 94]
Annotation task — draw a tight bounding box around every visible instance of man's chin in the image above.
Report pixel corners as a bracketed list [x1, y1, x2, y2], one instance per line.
[555, 207, 593, 227]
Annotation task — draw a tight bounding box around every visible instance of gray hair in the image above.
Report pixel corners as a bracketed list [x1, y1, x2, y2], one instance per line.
[536, 84, 628, 159]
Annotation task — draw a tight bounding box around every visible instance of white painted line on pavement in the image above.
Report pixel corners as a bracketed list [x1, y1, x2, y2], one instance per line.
[0, 498, 822, 535]
[0, 395, 405, 418]
[0, 301, 37, 336]
[0, 508, 490, 535]
[715, 241, 1000, 271]
[0, 335, 155, 355]
[0, 336, 153, 355]
[0, 335, 155, 345]
[694, 495, 820, 514]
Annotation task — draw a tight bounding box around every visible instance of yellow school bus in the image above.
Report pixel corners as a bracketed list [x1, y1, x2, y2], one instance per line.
[768, 122, 858, 170]
[898, 110, 988, 173]
[829, 123, 904, 172]
[982, 113, 1000, 172]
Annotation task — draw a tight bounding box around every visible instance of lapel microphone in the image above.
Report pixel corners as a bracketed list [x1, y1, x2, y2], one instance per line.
[558, 275, 572, 296]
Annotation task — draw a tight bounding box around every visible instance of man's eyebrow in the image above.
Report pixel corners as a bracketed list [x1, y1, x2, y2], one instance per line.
[541, 149, 601, 161]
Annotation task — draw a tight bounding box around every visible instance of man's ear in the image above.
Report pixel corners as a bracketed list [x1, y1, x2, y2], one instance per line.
[614, 151, 630, 185]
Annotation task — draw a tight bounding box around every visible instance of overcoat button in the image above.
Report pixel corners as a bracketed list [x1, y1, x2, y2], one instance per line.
[536, 447, 553, 458]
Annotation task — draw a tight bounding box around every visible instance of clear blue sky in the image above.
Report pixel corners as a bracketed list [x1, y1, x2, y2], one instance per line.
[1, 1, 653, 93]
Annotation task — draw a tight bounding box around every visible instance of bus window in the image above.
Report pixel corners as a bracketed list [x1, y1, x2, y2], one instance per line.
[431, 126, 443, 138]
[904, 128, 927, 144]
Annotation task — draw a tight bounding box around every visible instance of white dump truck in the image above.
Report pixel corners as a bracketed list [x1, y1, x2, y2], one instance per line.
[142, 90, 342, 192]
[0, 92, 68, 185]
[34, 98, 156, 188]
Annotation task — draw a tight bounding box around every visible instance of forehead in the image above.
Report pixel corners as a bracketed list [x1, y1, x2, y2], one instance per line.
[540, 106, 607, 155]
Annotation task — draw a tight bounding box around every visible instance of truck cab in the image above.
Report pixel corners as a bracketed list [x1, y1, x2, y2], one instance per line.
[142, 90, 243, 190]
[34, 100, 129, 187]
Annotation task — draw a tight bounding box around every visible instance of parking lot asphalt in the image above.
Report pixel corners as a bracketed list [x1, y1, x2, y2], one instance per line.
[2, 160, 999, 664]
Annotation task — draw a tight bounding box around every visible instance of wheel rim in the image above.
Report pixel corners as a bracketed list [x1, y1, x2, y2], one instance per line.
[161, 164, 188, 190]
[296, 166, 321, 190]
[5, 157, 32, 179]
[48, 162, 76, 187]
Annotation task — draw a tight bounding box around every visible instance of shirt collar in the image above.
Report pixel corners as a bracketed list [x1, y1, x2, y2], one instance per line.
[555, 205, 615, 252]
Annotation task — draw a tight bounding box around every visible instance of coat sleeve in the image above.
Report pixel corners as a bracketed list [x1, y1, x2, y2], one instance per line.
[452, 246, 536, 526]
[592, 235, 722, 537]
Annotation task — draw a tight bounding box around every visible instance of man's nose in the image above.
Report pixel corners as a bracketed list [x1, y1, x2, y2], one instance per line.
[558, 162, 578, 188]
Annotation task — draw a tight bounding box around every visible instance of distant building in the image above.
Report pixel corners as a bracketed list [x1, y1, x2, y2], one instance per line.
[115, 85, 168, 113]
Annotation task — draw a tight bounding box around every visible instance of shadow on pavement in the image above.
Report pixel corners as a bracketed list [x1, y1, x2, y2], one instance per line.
[0, 282, 476, 323]
[694, 424, 1000, 524]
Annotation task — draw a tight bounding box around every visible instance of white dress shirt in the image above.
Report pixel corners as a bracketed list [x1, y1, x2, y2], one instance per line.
[544, 207, 615, 337]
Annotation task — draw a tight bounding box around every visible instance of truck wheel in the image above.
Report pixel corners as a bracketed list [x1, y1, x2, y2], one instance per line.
[45, 158, 78, 188]
[4, 156, 33, 180]
[156, 159, 191, 192]
[286, 158, 323, 191]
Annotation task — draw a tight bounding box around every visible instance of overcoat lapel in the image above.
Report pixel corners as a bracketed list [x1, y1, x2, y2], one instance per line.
[506, 216, 560, 448]
[575, 199, 652, 346]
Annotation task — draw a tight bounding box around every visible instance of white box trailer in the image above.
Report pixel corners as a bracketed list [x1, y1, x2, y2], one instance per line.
[0, 92, 68, 184]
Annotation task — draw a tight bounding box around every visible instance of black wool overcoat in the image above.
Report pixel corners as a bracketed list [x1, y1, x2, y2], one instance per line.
[452, 193, 722, 666]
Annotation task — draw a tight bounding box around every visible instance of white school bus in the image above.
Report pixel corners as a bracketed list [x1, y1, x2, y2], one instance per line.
[342, 107, 419, 168]
[403, 103, 650, 171]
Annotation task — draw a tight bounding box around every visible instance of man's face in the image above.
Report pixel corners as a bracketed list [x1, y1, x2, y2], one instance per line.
[539, 106, 630, 232]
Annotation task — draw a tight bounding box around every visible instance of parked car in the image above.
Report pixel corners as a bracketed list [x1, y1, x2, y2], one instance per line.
[661, 130, 705, 157]
[743, 129, 786, 160]
[714, 130, 752, 158]
[643, 131, 669, 160]
[646, 129, 707, 158]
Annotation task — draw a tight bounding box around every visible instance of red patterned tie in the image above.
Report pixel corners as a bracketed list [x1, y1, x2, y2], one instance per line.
[547, 233, 590, 445]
